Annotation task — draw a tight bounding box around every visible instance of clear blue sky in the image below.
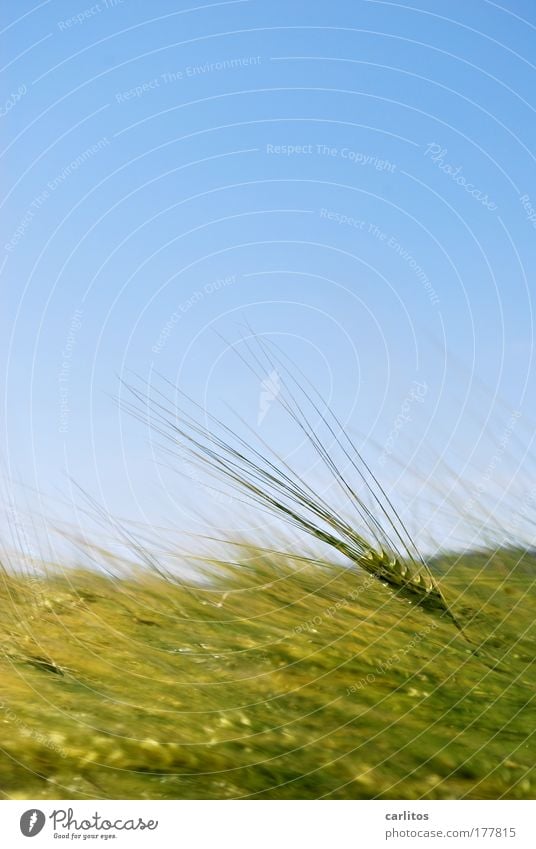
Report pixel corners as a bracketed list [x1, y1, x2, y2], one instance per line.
[2, 0, 535, 553]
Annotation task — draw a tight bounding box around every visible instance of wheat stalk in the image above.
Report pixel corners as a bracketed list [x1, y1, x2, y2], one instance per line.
[121, 351, 469, 638]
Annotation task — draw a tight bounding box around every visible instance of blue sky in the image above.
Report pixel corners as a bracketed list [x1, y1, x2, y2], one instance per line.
[2, 0, 536, 553]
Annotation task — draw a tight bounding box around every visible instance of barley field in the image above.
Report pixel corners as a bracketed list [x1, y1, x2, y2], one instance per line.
[0, 543, 534, 800]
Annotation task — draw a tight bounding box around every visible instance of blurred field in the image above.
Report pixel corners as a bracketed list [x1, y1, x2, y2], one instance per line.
[0, 546, 534, 800]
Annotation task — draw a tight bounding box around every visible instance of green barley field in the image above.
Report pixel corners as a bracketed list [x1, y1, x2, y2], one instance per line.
[0, 544, 534, 800]
[1, 376, 535, 799]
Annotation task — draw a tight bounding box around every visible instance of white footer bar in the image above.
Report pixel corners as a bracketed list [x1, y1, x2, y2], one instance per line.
[2, 799, 534, 848]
